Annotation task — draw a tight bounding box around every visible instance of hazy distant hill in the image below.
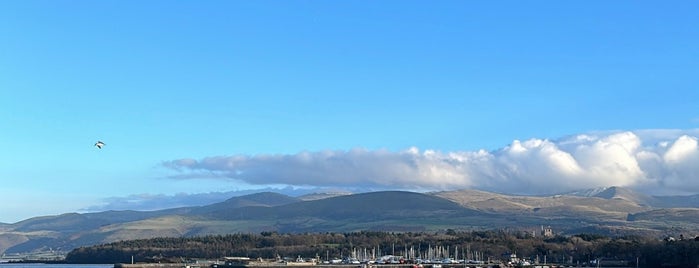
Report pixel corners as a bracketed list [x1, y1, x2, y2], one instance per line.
[191, 192, 301, 215]
[1, 187, 698, 255]
[11, 208, 193, 233]
[653, 194, 699, 208]
[585, 187, 655, 205]
[297, 192, 352, 201]
[564, 186, 699, 208]
[628, 208, 699, 222]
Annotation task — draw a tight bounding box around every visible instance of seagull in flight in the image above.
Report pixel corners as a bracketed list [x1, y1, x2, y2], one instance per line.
[95, 141, 105, 149]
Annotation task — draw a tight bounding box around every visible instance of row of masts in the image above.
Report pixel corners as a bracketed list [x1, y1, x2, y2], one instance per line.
[340, 244, 485, 263]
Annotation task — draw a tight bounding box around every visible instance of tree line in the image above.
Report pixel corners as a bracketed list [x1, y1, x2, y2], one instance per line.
[65, 230, 699, 267]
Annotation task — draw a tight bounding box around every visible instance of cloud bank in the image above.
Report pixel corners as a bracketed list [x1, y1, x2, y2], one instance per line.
[163, 130, 699, 195]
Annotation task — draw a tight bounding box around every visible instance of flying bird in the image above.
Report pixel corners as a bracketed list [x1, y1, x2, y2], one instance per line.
[95, 141, 105, 149]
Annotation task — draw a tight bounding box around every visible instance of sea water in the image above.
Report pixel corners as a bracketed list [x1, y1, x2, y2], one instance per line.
[0, 264, 111, 268]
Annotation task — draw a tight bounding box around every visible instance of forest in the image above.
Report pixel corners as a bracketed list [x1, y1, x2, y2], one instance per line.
[65, 230, 699, 267]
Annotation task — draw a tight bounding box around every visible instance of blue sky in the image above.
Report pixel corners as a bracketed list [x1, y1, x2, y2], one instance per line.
[1, 1, 698, 223]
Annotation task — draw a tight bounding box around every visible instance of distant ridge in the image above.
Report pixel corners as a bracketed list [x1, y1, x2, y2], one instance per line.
[2, 188, 699, 255]
[562, 186, 699, 208]
[206, 191, 475, 221]
[589, 187, 654, 206]
[280, 191, 469, 219]
[298, 192, 352, 201]
[628, 208, 699, 222]
[563, 187, 613, 197]
[653, 194, 699, 208]
[219, 191, 300, 207]
[193, 192, 301, 215]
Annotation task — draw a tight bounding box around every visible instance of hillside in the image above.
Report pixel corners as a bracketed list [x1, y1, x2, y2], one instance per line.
[1, 187, 698, 255]
[191, 191, 483, 233]
[565, 186, 699, 208]
[191, 192, 301, 215]
[432, 188, 649, 219]
[628, 208, 699, 222]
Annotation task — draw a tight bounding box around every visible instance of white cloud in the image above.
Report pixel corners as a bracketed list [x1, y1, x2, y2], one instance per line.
[163, 129, 699, 195]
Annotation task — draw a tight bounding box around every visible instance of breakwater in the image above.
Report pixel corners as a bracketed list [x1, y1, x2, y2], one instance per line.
[113, 263, 576, 268]
[114, 265, 463, 268]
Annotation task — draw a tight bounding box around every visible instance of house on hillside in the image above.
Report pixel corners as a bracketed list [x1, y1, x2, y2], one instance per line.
[541, 226, 554, 237]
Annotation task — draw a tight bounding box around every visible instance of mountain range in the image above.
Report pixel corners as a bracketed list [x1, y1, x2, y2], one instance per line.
[1, 186, 697, 255]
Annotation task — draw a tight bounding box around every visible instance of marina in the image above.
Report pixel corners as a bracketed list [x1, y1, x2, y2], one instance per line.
[113, 256, 588, 268]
